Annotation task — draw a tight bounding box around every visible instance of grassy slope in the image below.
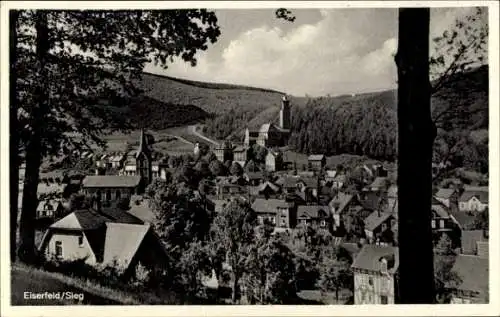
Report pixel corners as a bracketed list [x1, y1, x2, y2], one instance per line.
[140, 72, 286, 116]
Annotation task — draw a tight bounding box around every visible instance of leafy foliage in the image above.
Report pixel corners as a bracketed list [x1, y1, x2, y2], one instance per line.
[210, 200, 258, 303]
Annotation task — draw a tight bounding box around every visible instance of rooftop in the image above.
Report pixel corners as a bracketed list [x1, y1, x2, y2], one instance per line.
[297, 205, 329, 219]
[251, 198, 293, 214]
[451, 254, 488, 295]
[351, 244, 399, 273]
[82, 175, 141, 188]
[363, 211, 394, 232]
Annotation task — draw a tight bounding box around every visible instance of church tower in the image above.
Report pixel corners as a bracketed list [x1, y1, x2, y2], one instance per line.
[136, 128, 152, 186]
[279, 95, 291, 130]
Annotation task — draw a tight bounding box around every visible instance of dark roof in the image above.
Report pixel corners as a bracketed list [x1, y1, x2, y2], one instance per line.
[251, 198, 293, 214]
[431, 203, 450, 218]
[298, 177, 319, 189]
[82, 175, 141, 188]
[276, 175, 300, 188]
[450, 212, 477, 229]
[99, 207, 144, 224]
[459, 190, 489, 203]
[245, 172, 264, 180]
[72, 209, 110, 230]
[351, 245, 399, 273]
[368, 177, 389, 190]
[451, 255, 488, 295]
[329, 192, 354, 214]
[363, 211, 394, 232]
[461, 230, 487, 255]
[435, 188, 456, 199]
[340, 242, 361, 257]
[297, 205, 329, 219]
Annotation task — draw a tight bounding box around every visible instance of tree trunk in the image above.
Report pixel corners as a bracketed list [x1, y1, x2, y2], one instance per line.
[10, 10, 19, 263]
[18, 11, 49, 263]
[395, 8, 436, 303]
[231, 273, 239, 304]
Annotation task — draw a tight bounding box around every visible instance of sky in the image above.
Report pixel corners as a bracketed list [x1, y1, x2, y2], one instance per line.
[143, 7, 484, 97]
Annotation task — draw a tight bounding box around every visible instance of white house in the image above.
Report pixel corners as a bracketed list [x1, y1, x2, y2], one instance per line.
[458, 190, 488, 213]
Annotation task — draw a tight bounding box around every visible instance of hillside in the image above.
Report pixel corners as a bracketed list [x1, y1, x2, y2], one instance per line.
[139, 72, 286, 116]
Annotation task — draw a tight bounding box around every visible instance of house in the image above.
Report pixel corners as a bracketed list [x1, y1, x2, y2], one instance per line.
[38, 208, 169, 279]
[328, 192, 358, 230]
[36, 199, 65, 219]
[460, 230, 488, 256]
[244, 96, 291, 148]
[458, 190, 488, 213]
[251, 198, 296, 228]
[110, 154, 126, 169]
[364, 177, 389, 192]
[214, 140, 235, 163]
[435, 188, 458, 208]
[449, 255, 488, 304]
[265, 150, 283, 172]
[276, 175, 300, 194]
[363, 211, 397, 244]
[248, 181, 281, 198]
[324, 169, 337, 183]
[120, 129, 153, 187]
[244, 171, 264, 186]
[233, 146, 248, 167]
[308, 154, 326, 171]
[296, 205, 330, 228]
[431, 198, 455, 231]
[331, 174, 347, 190]
[215, 180, 247, 199]
[351, 245, 399, 305]
[82, 175, 142, 203]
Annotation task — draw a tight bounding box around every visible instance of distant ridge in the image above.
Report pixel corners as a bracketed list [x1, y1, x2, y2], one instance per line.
[142, 71, 284, 94]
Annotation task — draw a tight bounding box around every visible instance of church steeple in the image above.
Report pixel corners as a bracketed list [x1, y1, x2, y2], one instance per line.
[136, 128, 150, 158]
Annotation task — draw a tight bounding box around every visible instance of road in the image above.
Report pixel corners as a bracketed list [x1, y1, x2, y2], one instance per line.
[187, 125, 220, 146]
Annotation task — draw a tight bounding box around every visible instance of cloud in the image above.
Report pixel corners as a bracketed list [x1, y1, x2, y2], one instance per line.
[145, 7, 480, 97]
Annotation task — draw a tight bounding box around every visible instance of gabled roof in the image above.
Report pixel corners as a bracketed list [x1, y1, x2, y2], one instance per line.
[450, 255, 488, 295]
[450, 211, 476, 230]
[308, 154, 325, 161]
[431, 203, 450, 219]
[251, 198, 293, 214]
[276, 175, 300, 188]
[351, 245, 399, 273]
[363, 211, 394, 232]
[51, 209, 110, 230]
[257, 181, 280, 193]
[368, 177, 389, 190]
[435, 188, 456, 199]
[297, 205, 329, 219]
[329, 192, 354, 214]
[82, 175, 141, 188]
[245, 171, 264, 180]
[325, 170, 337, 178]
[99, 207, 144, 224]
[298, 177, 319, 188]
[127, 199, 155, 223]
[459, 190, 489, 203]
[102, 223, 150, 271]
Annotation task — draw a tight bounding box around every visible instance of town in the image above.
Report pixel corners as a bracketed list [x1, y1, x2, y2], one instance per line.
[18, 94, 489, 305]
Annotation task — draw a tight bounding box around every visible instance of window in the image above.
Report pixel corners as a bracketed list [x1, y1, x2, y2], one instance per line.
[281, 218, 286, 227]
[431, 219, 436, 228]
[106, 189, 112, 201]
[55, 241, 63, 258]
[440, 219, 445, 228]
[368, 277, 374, 286]
[380, 258, 388, 274]
[78, 235, 84, 247]
[116, 189, 121, 200]
[380, 295, 388, 304]
[320, 220, 326, 227]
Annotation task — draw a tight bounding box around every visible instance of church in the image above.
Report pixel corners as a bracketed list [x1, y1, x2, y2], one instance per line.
[121, 129, 153, 190]
[244, 95, 291, 148]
